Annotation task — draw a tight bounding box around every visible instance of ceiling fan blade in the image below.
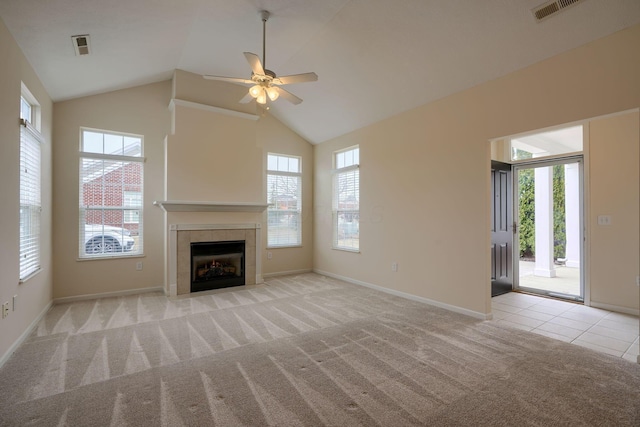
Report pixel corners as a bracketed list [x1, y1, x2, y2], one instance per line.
[273, 72, 318, 85]
[203, 75, 254, 85]
[239, 92, 253, 104]
[275, 87, 303, 105]
[244, 52, 265, 76]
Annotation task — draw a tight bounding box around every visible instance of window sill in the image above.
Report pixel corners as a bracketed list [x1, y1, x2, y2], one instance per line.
[19, 268, 42, 284]
[77, 254, 145, 262]
[332, 247, 360, 253]
[266, 245, 303, 249]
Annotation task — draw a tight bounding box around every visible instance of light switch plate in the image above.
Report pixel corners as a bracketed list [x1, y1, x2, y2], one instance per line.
[597, 215, 612, 226]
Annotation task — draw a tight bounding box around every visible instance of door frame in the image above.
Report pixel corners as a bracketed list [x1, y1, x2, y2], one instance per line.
[512, 155, 585, 301]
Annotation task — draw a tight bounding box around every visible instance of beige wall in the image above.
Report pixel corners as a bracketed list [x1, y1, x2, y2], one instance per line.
[314, 25, 640, 317]
[589, 112, 640, 312]
[167, 104, 261, 201]
[0, 17, 53, 361]
[53, 81, 171, 298]
[173, 69, 254, 115]
[166, 70, 314, 282]
[490, 139, 510, 163]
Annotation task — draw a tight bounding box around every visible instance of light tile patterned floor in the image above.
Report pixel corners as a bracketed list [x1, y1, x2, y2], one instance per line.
[492, 292, 639, 363]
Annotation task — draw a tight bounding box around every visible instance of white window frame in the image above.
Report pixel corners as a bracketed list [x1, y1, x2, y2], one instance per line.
[267, 153, 302, 248]
[332, 146, 360, 251]
[79, 128, 144, 259]
[19, 85, 43, 282]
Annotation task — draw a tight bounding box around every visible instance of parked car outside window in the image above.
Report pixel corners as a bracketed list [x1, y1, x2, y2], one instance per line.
[84, 224, 135, 255]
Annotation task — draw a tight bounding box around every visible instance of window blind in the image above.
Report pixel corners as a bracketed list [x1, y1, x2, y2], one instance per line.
[19, 120, 42, 280]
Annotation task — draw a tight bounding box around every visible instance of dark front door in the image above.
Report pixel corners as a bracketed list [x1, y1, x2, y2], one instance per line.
[491, 161, 513, 297]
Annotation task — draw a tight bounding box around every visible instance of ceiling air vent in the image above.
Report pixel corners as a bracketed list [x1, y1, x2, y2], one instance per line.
[532, 0, 586, 22]
[71, 34, 91, 56]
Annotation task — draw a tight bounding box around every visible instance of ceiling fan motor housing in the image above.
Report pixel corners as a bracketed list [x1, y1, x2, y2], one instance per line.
[252, 69, 276, 84]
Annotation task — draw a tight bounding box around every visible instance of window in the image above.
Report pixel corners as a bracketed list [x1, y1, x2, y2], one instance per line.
[123, 191, 142, 223]
[20, 97, 32, 123]
[333, 146, 359, 251]
[19, 91, 42, 281]
[79, 129, 144, 258]
[267, 154, 302, 247]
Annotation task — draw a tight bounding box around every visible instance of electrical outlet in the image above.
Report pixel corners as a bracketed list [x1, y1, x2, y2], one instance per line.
[391, 262, 398, 272]
[2, 302, 9, 319]
[267, 251, 272, 260]
[136, 261, 143, 271]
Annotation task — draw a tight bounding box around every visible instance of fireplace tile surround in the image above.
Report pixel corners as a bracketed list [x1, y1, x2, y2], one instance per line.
[169, 223, 261, 296]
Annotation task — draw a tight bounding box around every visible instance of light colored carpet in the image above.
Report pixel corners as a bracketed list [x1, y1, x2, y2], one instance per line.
[0, 273, 639, 426]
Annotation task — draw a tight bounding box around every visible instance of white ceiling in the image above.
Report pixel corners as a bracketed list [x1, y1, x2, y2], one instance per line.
[1, 0, 639, 144]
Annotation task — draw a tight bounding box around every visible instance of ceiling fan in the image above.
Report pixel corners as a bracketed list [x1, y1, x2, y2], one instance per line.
[203, 10, 318, 105]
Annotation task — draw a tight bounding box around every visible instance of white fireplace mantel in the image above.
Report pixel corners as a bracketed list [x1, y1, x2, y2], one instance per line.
[154, 200, 268, 213]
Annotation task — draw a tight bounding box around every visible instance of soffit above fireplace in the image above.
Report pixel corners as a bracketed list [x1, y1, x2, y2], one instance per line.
[153, 200, 268, 212]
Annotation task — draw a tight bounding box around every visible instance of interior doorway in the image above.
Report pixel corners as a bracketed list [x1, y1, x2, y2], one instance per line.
[513, 157, 584, 301]
[490, 123, 586, 302]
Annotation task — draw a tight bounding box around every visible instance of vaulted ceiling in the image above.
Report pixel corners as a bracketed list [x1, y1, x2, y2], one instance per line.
[1, 0, 639, 143]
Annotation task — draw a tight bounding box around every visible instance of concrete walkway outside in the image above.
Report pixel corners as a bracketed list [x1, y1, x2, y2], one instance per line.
[519, 260, 581, 297]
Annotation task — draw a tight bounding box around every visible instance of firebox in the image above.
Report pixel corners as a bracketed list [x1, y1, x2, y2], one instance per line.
[191, 240, 245, 292]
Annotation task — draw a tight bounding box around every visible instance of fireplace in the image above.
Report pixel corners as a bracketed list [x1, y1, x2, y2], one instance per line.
[168, 224, 261, 296]
[191, 240, 245, 292]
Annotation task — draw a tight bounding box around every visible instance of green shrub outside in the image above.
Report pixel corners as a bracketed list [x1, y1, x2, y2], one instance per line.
[516, 157, 566, 260]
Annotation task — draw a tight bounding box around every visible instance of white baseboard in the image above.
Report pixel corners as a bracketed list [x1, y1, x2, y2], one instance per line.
[0, 300, 53, 369]
[589, 301, 640, 316]
[53, 286, 164, 305]
[263, 269, 312, 279]
[313, 269, 490, 320]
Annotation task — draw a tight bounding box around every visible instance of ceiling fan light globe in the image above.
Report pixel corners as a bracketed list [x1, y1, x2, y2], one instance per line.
[249, 85, 262, 98]
[256, 92, 267, 104]
[266, 87, 279, 101]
